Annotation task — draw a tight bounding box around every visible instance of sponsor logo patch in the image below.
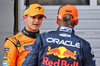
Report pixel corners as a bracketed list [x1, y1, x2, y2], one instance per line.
[3, 62, 8, 65]
[59, 33, 71, 37]
[4, 48, 9, 51]
[3, 52, 8, 57]
[65, 10, 72, 13]
[24, 41, 33, 44]
[46, 46, 76, 59]
[59, 27, 72, 33]
[24, 45, 32, 50]
[46, 37, 80, 48]
[43, 46, 78, 66]
[42, 57, 78, 66]
[3, 58, 8, 62]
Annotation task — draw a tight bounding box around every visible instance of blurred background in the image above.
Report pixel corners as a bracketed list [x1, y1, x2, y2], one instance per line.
[0, 0, 100, 66]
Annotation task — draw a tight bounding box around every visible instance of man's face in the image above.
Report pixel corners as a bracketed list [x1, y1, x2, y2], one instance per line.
[23, 15, 43, 32]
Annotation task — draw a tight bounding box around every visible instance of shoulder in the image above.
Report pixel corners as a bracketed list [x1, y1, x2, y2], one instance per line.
[73, 34, 87, 42]
[40, 31, 58, 36]
[74, 35, 90, 47]
[36, 31, 57, 40]
[5, 32, 23, 42]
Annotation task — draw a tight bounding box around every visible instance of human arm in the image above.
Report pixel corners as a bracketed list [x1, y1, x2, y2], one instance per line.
[3, 39, 18, 66]
[82, 41, 96, 66]
[22, 34, 42, 66]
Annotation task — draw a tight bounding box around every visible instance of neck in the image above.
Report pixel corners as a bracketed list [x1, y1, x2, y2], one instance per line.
[59, 25, 74, 29]
[22, 28, 39, 38]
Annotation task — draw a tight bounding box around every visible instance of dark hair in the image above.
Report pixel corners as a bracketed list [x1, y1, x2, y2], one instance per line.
[25, 15, 28, 17]
[25, 5, 30, 10]
[58, 14, 76, 28]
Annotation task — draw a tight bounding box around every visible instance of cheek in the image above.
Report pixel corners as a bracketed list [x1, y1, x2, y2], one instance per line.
[39, 19, 43, 24]
[28, 18, 34, 22]
[25, 20, 32, 27]
[27, 18, 34, 24]
[39, 21, 43, 26]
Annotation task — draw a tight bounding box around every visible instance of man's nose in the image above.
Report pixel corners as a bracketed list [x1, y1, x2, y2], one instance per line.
[35, 18, 39, 22]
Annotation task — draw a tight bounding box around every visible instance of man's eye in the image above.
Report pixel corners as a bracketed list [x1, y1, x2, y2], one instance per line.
[32, 16, 35, 18]
[38, 16, 43, 19]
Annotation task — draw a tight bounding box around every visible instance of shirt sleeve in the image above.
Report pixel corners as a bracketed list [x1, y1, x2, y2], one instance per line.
[3, 39, 18, 66]
[82, 41, 96, 66]
[22, 34, 42, 66]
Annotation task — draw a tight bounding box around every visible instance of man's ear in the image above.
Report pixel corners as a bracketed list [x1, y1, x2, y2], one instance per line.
[23, 15, 26, 20]
[56, 17, 58, 24]
[75, 19, 79, 25]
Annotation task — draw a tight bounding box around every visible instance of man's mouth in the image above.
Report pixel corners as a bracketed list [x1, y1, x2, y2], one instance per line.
[34, 24, 39, 27]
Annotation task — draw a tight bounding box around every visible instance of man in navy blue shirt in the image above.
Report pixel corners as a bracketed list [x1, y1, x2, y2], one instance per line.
[22, 4, 96, 66]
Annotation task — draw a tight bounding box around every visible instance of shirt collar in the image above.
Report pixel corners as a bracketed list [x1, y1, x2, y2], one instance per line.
[56, 26, 74, 34]
[21, 27, 39, 38]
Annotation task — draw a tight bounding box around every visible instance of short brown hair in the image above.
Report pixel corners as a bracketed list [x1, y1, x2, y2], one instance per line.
[58, 14, 77, 28]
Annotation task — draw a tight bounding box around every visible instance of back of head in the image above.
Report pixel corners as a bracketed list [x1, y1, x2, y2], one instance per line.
[57, 4, 78, 28]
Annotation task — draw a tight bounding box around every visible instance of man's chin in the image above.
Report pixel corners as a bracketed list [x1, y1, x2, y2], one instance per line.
[32, 29, 39, 32]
